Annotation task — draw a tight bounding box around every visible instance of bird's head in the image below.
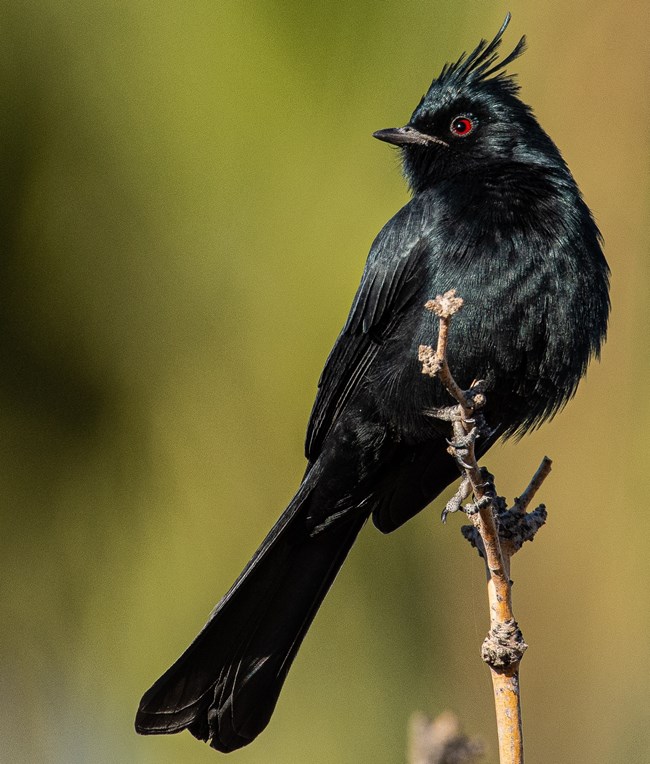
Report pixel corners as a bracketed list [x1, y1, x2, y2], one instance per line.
[374, 14, 559, 193]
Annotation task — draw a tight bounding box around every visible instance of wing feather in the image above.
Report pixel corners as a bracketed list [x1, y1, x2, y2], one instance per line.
[305, 201, 432, 459]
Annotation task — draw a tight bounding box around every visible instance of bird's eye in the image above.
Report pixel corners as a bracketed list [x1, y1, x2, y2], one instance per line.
[450, 116, 475, 137]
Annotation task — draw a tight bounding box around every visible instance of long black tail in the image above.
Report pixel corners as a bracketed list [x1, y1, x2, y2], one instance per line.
[135, 474, 367, 752]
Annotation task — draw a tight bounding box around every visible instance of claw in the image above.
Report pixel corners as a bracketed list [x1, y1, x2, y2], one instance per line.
[446, 427, 478, 451]
[447, 451, 472, 471]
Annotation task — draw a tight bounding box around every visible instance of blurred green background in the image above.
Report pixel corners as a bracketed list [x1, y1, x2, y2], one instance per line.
[0, 1, 647, 762]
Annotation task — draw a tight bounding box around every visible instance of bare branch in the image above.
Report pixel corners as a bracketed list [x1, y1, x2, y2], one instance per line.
[418, 291, 552, 764]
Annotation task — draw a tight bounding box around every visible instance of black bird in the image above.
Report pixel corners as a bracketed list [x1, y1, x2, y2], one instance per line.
[136, 14, 609, 753]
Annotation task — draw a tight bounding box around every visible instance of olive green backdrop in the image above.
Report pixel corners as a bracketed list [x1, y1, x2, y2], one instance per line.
[1, 2, 647, 762]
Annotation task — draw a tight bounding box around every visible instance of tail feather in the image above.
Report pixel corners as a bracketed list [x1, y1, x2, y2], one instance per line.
[135, 481, 367, 752]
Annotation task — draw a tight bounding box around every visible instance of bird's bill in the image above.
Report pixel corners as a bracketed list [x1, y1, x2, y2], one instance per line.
[372, 126, 448, 148]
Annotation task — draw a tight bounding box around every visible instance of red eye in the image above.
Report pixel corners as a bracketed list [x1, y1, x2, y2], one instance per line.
[450, 116, 475, 137]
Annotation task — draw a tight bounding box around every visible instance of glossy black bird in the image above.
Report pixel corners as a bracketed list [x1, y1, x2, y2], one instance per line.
[136, 14, 609, 753]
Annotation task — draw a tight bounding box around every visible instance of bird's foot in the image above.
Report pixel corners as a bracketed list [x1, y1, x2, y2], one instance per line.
[441, 476, 472, 522]
[463, 493, 493, 516]
[446, 426, 477, 450]
[424, 404, 461, 422]
[446, 426, 478, 468]
[463, 468, 497, 515]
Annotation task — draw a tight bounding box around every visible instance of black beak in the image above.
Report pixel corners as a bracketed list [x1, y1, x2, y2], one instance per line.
[372, 126, 448, 148]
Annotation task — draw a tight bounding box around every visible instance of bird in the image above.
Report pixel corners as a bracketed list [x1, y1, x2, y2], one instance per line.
[135, 13, 609, 753]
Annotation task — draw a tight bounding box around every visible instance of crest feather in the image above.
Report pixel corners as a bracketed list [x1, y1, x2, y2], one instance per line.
[436, 13, 526, 94]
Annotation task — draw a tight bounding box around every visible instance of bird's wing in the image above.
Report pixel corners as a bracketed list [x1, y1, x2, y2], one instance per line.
[305, 200, 430, 460]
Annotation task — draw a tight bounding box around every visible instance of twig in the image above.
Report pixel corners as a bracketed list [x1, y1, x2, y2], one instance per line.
[514, 457, 552, 514]
[418, 290, 552, 764]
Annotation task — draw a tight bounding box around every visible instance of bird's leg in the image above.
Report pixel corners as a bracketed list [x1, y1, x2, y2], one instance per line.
[442, 426, 486, 522]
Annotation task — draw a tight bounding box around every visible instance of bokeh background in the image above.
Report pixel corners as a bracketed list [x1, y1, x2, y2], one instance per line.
[1, 1, 648, 762]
